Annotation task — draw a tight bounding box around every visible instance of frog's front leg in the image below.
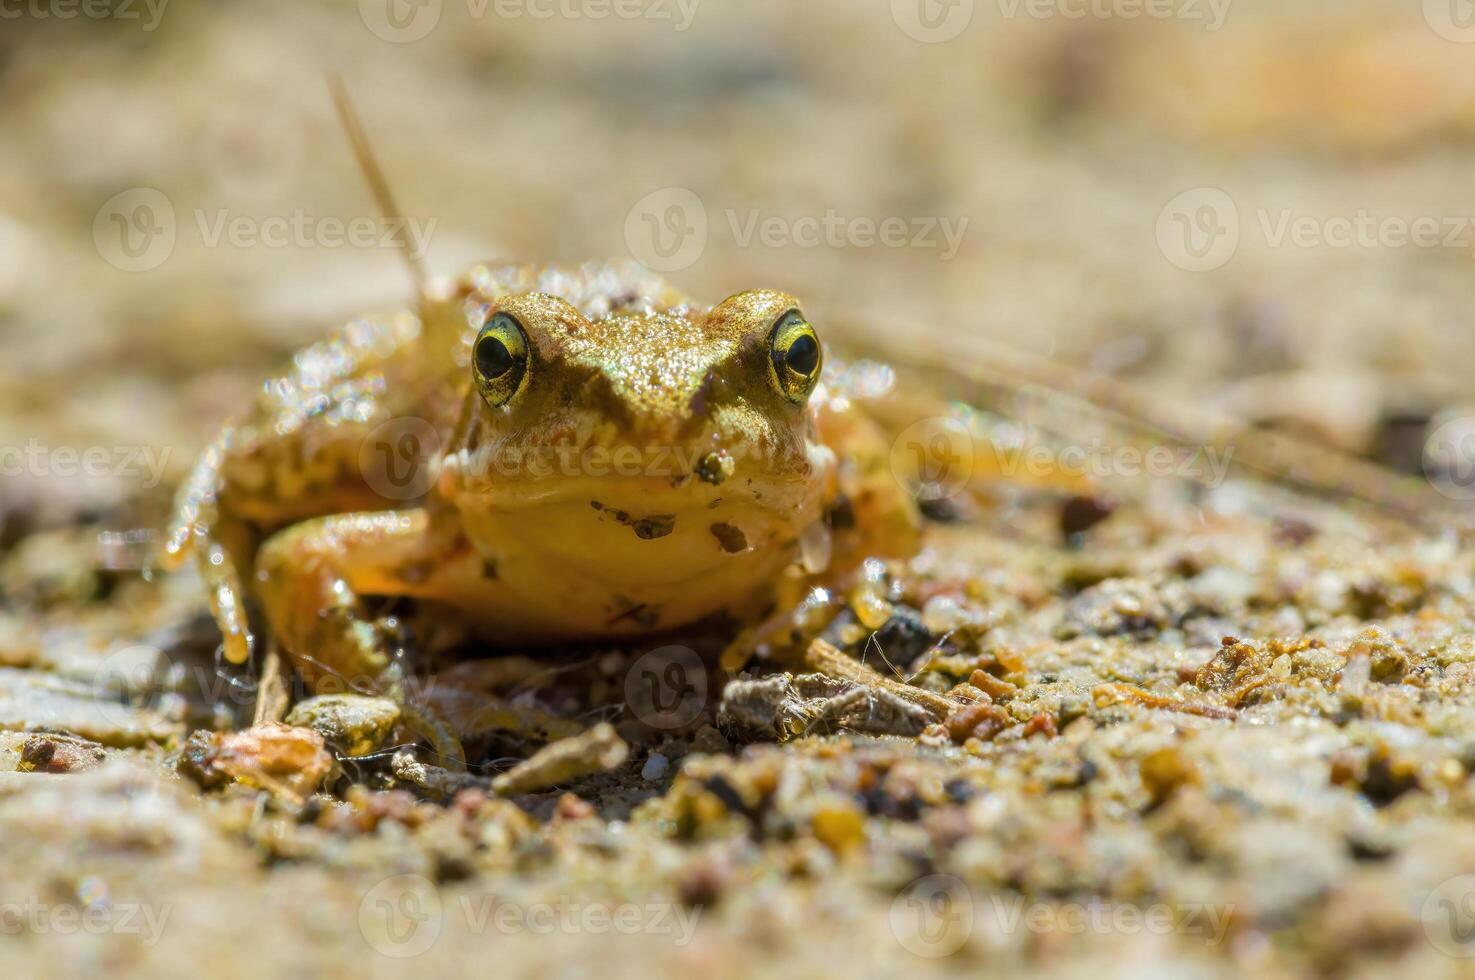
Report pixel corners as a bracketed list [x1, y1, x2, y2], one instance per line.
[254, 509, 467, 771]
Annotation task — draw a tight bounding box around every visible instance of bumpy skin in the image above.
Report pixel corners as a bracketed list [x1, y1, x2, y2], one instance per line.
[164, 262, 918, 759]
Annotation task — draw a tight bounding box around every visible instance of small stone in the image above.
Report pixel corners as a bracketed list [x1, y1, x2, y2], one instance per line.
[851, 589, 893, 631]
[872, 606, 934, 666]
[689, 724, 731, 755]
[642, 752, 670, 781]
[1059, 493, 1117, 538]
[921, 594, 968, 634]
[178, 723, 336, 799]
[285, 694, 400, 757]
[1139, 746, 1198, 807]
[17, 734, 104, 774]
[811, 804, 866, 854]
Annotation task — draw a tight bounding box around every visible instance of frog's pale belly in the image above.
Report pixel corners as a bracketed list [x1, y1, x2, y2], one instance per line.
[442, 481, 823, 640]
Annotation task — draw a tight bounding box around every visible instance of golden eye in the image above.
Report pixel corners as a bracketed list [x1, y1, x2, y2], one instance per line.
[473, 312, 529, 407]
[768, 309, 822, 403]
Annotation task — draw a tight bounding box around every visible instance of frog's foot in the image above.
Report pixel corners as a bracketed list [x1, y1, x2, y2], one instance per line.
[161, 436, 257, 666]
[255, 510, 467, 772]
[387, 676, 468, 773]
[190, 532, 255, 668]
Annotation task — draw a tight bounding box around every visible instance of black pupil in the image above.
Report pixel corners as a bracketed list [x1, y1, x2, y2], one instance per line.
[477, 336, 515, 378]
[785, 333, 819, 376]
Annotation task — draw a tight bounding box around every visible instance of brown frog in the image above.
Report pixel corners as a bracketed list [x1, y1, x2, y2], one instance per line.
[162, 259, 919, 768]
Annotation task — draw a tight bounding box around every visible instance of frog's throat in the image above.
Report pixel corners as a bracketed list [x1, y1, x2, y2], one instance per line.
[447, 489, 823, 639]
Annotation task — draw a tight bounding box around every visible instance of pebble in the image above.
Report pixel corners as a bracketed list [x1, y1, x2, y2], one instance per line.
[641, 752, 670, 781]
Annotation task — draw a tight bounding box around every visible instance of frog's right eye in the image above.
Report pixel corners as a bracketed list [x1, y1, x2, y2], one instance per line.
[473, 312, 530, 407]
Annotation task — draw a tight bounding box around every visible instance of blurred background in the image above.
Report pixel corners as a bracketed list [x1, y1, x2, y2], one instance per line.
[2, 0, 1474, 530]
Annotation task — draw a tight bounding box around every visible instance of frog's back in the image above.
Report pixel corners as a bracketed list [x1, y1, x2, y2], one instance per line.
[458, 261, 694, 319]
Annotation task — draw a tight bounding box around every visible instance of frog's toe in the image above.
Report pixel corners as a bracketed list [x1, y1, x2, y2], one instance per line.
[395, 697, 467, 773]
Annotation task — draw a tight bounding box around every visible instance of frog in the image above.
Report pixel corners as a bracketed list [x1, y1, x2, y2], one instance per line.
[161, 259, 923, 770]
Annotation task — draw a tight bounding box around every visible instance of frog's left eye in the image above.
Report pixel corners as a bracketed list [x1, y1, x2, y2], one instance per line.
[473, 312, 530, 407]
[767, 310, 822, 403]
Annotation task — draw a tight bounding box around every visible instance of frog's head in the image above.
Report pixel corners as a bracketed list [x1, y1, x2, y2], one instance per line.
[440, 287, 834, 635]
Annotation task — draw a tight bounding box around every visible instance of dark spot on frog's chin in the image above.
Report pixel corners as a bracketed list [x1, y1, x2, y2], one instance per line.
[590, 500, 634, 524]
[633, 515, 676, 540]
[481, 559, 499, 580]
[710, 522, 748, 554]
[593, 501, 675, 539]
[607, 597, 661, 629]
